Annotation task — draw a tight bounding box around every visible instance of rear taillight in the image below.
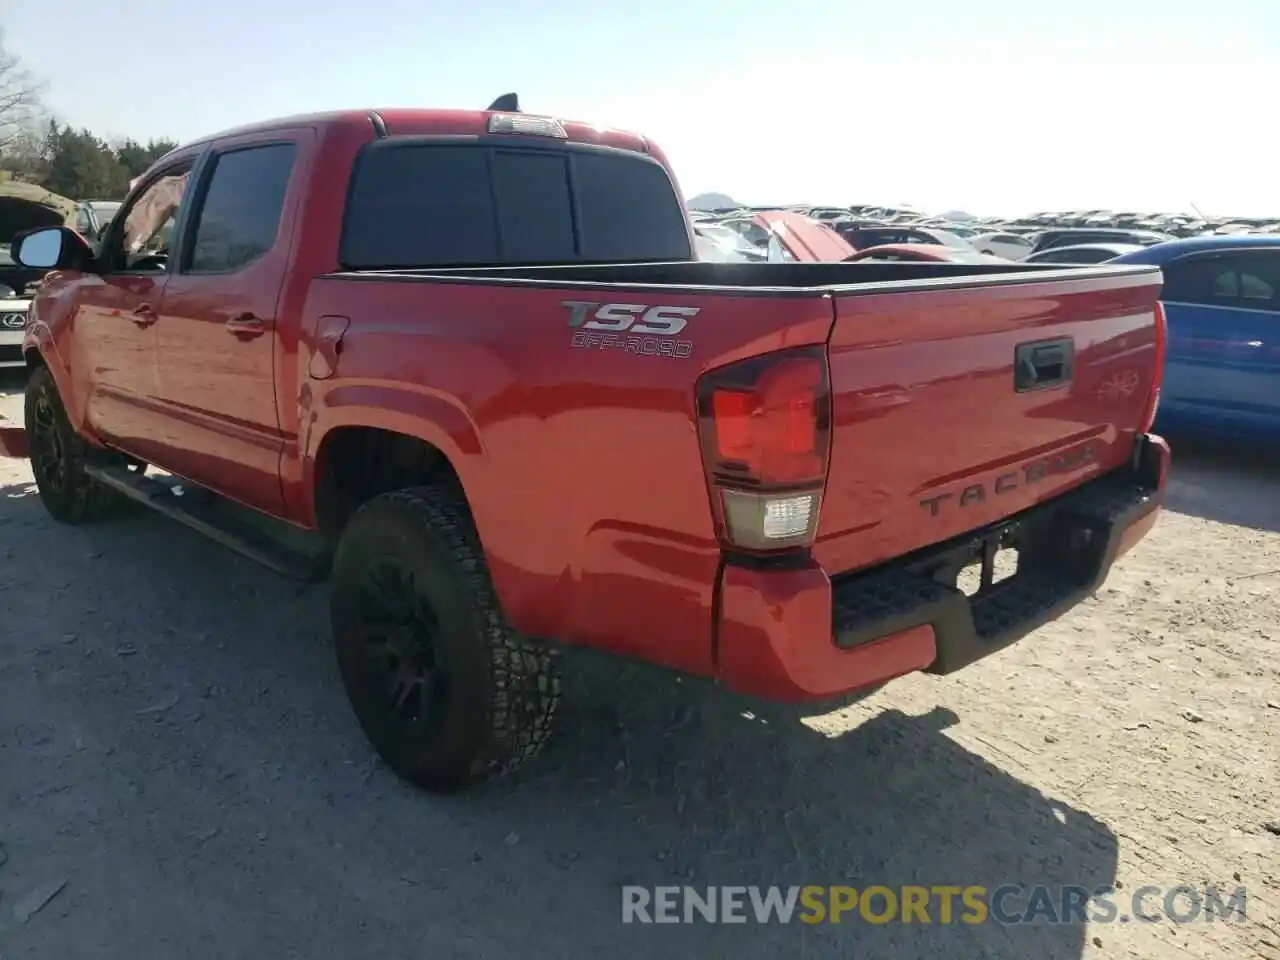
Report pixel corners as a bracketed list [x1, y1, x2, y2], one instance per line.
[1140, 301, 1167, 432]
[695, 346, 831, 553]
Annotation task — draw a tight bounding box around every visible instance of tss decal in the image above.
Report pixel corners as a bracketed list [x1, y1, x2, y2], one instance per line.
[562, 300, 697, 358]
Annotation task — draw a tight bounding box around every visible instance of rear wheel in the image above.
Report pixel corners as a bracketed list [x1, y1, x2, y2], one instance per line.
[330, 486, 560, 792]
[24, 365, 130, 524]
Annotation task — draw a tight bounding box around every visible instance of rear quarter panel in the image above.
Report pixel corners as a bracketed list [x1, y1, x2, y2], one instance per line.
[300, 278, 834, 675]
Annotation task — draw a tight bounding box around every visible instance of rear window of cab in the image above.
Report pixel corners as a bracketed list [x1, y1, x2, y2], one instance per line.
[340, 141, 692, 269]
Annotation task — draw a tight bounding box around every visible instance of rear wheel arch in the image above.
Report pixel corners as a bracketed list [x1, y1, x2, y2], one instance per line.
[312, 425, 470, 541]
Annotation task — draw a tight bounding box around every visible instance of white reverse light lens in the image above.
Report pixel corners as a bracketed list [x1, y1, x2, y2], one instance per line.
[721, 489, 820, 550]
[762, 495, 814, 539]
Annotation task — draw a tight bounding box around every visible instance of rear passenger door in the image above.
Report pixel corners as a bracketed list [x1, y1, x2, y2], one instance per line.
[152, 132, 307, 513]
[1159, 250, 1280, 430]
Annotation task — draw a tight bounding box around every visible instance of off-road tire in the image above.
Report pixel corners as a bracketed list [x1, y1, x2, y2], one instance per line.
[330, 486, 560, 792]
[24, 365, 129, 524]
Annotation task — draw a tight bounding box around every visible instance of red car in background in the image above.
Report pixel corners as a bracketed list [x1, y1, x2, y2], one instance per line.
[757, 219, 1010, 265]
[756, 211, 855, 261]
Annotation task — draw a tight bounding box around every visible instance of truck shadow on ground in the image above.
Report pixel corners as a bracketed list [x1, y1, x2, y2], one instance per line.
[0, 481, 1117, 960]
[1162, 432, 1280, 534]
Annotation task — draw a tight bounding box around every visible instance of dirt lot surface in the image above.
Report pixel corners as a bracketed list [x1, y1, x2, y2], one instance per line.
[1, 373, 1277, 960]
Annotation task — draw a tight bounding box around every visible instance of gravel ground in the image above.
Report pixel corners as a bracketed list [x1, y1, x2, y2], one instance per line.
[1, 372, 1277, 960]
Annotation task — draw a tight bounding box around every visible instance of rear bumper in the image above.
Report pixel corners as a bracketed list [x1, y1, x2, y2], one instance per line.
[714, 433, 1170, 701]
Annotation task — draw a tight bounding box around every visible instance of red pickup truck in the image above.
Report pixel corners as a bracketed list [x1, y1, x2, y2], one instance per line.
[1, 103, 1170, 792]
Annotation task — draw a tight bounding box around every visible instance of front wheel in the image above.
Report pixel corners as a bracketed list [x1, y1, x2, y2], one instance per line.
[330, 486, 560, 792]
[24, 365, 129, 524]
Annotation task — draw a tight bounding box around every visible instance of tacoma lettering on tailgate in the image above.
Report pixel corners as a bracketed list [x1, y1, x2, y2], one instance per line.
[919, 440, 1101, 517]
[562, 300, 696, 359]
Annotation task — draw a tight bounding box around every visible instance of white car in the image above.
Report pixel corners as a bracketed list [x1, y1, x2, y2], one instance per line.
[0, 180, 79, 367]
[0, 279, 30, 369]
[970, 232, 1034, 260]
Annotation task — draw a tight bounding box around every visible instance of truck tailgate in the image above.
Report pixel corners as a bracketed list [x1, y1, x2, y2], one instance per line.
[815, 269, 1164, 576]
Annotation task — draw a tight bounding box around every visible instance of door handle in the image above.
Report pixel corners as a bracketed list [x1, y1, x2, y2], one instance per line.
[131, 303, 157, 328]
[225, 314, 267, 337]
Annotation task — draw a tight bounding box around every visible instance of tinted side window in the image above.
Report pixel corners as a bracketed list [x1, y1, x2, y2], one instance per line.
[188, 144, 296, 273]
[1047, 250, 1085, 264]
[1066, 249, 1114, 264]
[852, 230, 892, 247]
[1162, 259, 1221, 304]
[1163, 253, 1280, 308]
[571, 152, 689, 261]
[1040, 235, 1077, 251]
[1232, 254, 1280, 304]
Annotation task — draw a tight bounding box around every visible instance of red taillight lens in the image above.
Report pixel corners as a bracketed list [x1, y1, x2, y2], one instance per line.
[695, 346, 832, 552]
[1140, 301, 1167, 432]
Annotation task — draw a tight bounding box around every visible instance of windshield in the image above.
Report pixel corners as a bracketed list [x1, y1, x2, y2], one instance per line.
[931, 229, 977, 250]
[700, 224, 761, 254]
[90, 201, 122, 223]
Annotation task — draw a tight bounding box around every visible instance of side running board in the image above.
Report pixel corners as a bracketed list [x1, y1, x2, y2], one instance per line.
[83, 464, 331, 582]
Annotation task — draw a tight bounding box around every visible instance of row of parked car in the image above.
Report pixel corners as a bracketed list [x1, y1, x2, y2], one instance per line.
[694, 200, 1280, 262]
[690, 206, 1279, 446]
[693, 207, 1183, 265]
[1, 174, 1275, 447]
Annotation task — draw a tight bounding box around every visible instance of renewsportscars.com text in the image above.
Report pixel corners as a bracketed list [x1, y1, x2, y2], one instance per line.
[621, 884, 1248, 926]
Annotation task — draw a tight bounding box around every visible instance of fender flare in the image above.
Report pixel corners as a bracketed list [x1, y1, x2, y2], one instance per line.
[301, 382, 485, 522]
[23, 326, 83, 432]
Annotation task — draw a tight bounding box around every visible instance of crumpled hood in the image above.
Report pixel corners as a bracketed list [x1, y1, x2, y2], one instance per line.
[0, 180, 77, 240]
[0, 180, 78, 296]
[754, 211, 856, 262]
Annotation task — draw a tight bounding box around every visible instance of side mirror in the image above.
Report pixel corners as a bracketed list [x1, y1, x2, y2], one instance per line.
[10, 227, 98, 273]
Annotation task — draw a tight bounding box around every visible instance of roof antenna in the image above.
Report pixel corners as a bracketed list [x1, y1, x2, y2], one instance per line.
[487, 93, 520, 112]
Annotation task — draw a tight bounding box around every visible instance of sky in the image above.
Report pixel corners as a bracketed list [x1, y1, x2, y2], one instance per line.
[7, 0, 1279, 217]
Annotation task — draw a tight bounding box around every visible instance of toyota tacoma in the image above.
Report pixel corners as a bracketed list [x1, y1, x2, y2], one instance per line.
[1, 100, 1169, 792]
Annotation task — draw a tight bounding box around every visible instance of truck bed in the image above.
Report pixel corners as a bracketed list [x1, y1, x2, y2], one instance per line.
[308, 258, 1165, 677]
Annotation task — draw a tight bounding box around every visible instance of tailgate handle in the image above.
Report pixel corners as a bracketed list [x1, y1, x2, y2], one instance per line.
[1014, 337, 1074, 392]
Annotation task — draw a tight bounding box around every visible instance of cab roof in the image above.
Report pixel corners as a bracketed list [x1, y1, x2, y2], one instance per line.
[168, 108, 651, 158]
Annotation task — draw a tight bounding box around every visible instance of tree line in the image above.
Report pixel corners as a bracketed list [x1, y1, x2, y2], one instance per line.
[0, 28, 178, 200]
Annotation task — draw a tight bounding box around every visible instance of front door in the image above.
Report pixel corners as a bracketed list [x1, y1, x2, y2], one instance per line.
[73, 162, 196, 462]
[151, 135, 303, 514]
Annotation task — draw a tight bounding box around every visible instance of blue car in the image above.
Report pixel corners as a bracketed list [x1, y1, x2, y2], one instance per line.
[1110, 236, 1280, 443]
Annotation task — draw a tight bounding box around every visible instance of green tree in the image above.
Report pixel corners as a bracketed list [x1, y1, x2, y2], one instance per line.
[114, 137, 179, 181]
[0, 28, 178, 198]
[42, 122, 126, 198]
